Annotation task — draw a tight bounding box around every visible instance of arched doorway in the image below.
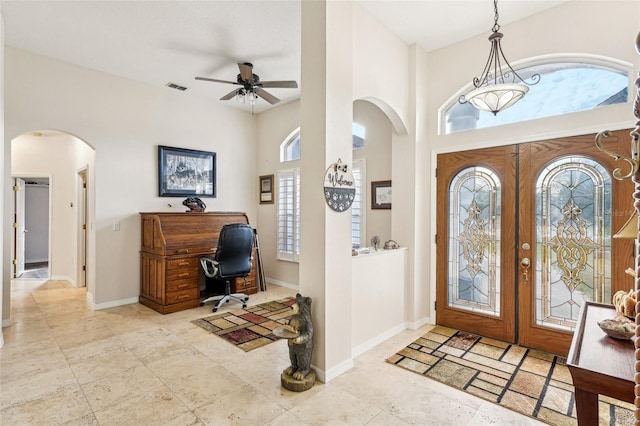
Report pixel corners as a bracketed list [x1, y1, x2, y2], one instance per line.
[10, 130, 95, 290]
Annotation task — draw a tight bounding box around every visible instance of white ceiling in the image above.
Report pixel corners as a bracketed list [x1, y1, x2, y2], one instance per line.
[1, 0, 568, 114]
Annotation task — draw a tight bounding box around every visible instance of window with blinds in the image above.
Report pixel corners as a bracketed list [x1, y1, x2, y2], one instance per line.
[277, 169, 300, 261]
[351, 159, 365, 249]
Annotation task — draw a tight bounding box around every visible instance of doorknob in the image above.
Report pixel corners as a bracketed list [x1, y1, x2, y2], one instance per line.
[521, 257, 530, 283]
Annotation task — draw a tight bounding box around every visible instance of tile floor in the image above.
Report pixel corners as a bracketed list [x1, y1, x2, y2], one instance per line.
[0, 279, 545, 425]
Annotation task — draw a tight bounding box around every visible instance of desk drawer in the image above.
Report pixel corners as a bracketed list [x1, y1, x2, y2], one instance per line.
[166, 268, 199, 282]
[167, 257, 199, 270]
[166, 287, 199, 305]
[166, 277, 198, 293]
[234, 276, 254, 291]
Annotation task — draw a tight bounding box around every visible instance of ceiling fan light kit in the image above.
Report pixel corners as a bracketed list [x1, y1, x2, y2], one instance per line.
[459, 0, 539, 115]
[196, 62, 298, 108]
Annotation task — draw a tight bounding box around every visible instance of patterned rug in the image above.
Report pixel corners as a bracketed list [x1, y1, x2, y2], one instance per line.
[386, 326, 635, 425]
[191, 297, 296, 352]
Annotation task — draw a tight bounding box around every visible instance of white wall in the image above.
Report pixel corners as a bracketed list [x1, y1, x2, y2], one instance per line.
[0, 9, 5, 339]
[352, 248, 407, 354]
[3, 47, 257, 318]
[256, 100, 300, 289]
[352, 3, 410, 130]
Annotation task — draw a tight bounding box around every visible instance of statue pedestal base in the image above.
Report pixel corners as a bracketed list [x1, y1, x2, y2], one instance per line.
[281, 369, 316, 392]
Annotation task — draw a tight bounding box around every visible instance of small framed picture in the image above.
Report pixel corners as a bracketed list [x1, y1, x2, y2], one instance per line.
[371, 180, 392, 209]
[259, 174, 274, 204]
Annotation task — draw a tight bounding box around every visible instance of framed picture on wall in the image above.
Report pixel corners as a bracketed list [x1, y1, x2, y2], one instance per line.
[371, 180, 392, 209]
[158, 145, 216, 197]
[259, 174, 274, 204]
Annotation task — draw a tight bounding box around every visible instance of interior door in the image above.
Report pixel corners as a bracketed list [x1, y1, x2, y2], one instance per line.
[14, 178, 26, 277]
[436, 131, 633, 356]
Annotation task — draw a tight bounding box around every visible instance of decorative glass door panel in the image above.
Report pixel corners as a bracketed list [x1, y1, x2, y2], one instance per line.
[448, 167, 501, 317]
[535, 158, 612, 331]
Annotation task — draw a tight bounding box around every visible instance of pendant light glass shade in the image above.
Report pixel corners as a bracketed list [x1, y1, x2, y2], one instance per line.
[465, 83, 529, 115]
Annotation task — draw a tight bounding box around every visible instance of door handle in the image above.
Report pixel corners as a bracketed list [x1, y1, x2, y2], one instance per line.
[521, 258, 530, 283]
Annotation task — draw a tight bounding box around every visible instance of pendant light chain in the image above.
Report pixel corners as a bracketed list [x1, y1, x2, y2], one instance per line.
[492, 0, 500, 33]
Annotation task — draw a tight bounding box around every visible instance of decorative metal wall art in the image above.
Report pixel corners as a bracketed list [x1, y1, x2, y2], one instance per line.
[323, 159, 355, 212]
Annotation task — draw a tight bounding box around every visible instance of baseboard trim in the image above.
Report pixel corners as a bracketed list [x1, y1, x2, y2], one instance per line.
[264, 277, 298, 291]
[92, 297, 139, 311]
[320, 357, 355, 383]
[2, 318, 11, 328]
[351, 322, 408, 358]
[407, 316, 433, 330]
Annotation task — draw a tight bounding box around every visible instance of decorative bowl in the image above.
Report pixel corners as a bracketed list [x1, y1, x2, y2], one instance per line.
[273, 325, 299, 339]
[597, 317, 635, 340]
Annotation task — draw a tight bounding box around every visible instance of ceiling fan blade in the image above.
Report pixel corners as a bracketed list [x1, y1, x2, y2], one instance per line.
[259, 80, 298, 89]
[256, 88, 280, 105]
[238, 62, 254, 82]
[195, 76, 239, 85]
[220, 89, 238, 101]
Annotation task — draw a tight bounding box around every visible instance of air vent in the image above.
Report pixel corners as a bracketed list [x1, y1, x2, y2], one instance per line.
[165, 82, 188, 91]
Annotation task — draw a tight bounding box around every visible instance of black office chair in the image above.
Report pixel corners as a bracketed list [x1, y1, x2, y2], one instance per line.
[200, 223, 254, 312]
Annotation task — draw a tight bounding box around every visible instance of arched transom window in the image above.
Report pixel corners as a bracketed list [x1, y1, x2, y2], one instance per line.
[443, 60, 629, 134]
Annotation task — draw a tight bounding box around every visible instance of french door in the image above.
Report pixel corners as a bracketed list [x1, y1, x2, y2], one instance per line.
[436, 131, 634, 356]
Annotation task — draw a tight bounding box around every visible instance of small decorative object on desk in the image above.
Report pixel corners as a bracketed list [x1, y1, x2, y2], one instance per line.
[371, 235, 380, 250]
[597, 316, 635, 340]
[384, 239, 399, 249]
[612, 289, 637, 318]
[182, 197, 206, 212]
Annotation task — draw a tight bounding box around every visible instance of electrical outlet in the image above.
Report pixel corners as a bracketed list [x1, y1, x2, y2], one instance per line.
[113, 222, 120, 231]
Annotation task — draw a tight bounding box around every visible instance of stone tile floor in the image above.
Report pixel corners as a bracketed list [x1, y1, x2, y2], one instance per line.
[1, 279, 545, 425]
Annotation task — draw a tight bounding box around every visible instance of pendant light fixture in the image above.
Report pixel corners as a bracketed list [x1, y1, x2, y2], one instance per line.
[459, 0, 540, 115]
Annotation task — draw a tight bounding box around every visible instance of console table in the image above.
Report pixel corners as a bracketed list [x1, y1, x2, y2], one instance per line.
[567, 301, 634, 425]
[139, 211, 258, 314]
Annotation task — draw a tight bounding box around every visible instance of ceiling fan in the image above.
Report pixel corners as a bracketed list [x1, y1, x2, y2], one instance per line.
[195, 62, 298, 105]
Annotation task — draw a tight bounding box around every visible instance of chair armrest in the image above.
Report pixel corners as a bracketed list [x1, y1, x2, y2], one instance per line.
[200, 255, 219, 278]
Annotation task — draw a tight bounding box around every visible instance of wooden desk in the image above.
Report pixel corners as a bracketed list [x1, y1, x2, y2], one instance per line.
[139, 212, 258, 314]
[567, 301, 634, 425]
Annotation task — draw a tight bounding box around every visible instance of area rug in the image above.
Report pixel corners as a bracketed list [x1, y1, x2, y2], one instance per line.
[191, 297, 296, 352]
[386, 325, 635, 425]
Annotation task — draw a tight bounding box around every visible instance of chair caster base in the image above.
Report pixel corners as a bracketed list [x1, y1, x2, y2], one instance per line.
[242, 304, 247, 309]
[212, 307, 218, 313]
